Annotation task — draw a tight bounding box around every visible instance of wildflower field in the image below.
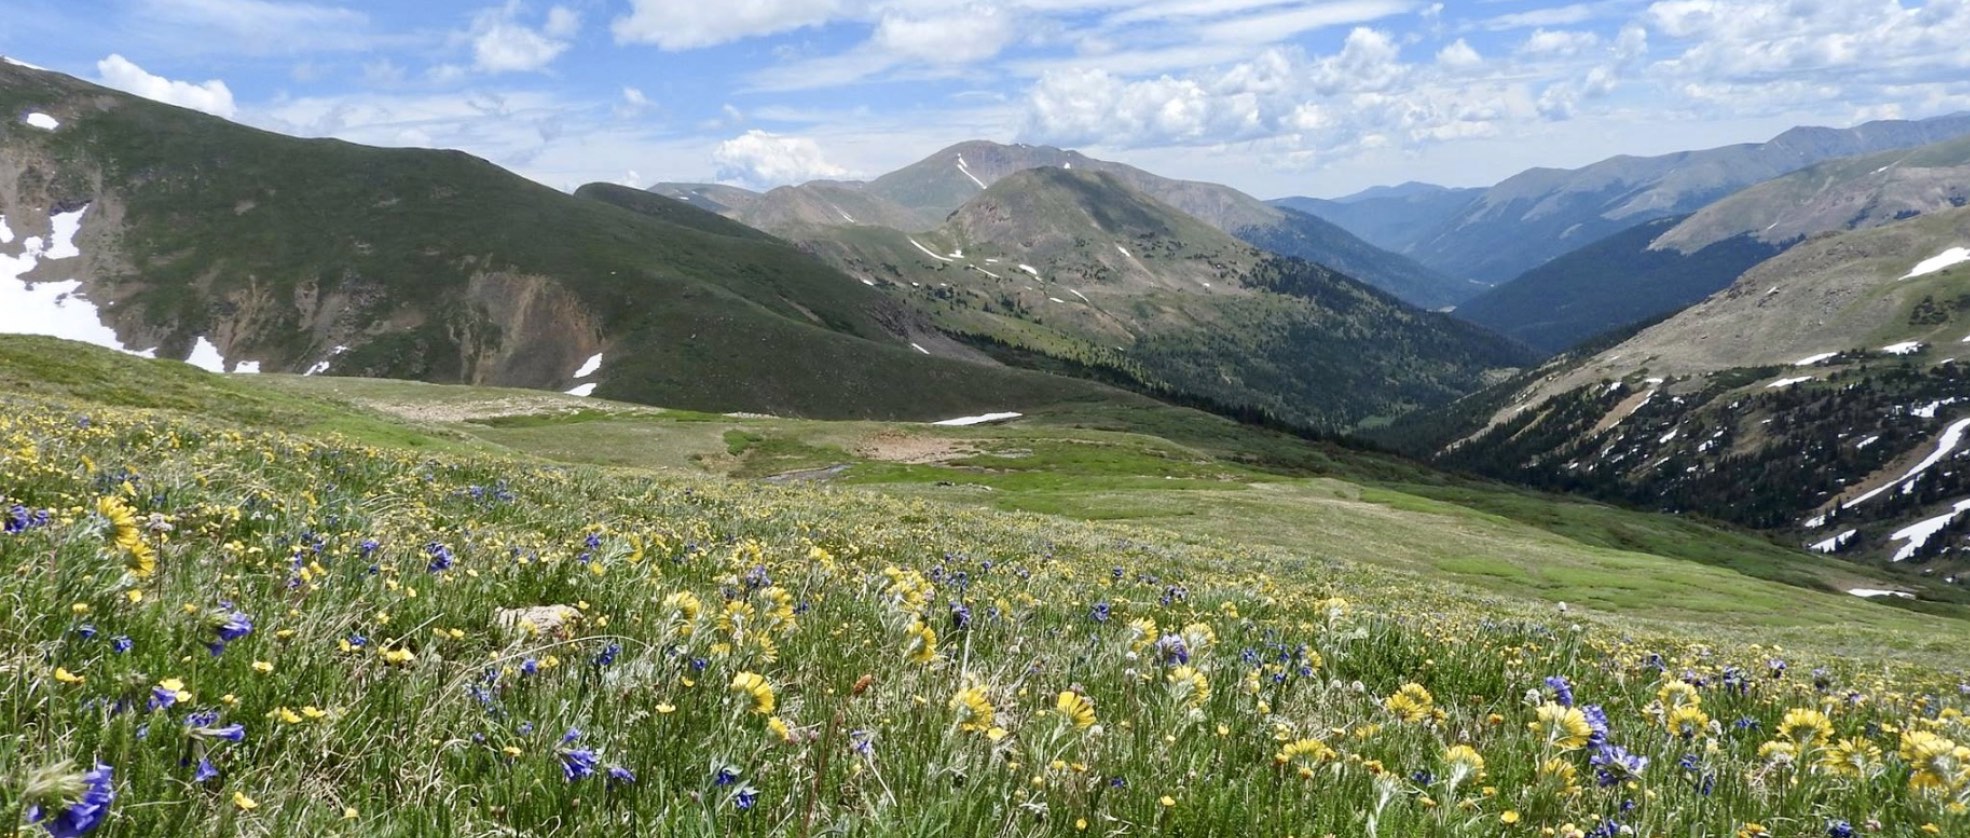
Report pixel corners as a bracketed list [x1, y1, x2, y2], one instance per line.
[4, 360, 1970, 836]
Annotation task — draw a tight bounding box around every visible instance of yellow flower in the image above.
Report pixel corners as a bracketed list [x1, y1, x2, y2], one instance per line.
[1666, 704, 1711, 739]
[54, 667, 85, 685]
[1055, 691, 1096, 730]
[342, 807, 359, 820]
[1736, 823, 1767, 838]
[301, 705, 327, 720]
[71, 602, 91, 616]
[1779, 708, 1833, 748]
[252, 661, 274, 674]
[1757, 740, 1797, 766]
[1538, 757, 1579, 794]
[1501, 810, 1521, 825]
[98, 495, 155, 577]
[1159, 795, 1176, 808]
[904, 619, 938, 665]
[233, 791, 258, 811]
[1656, 679, 1701, 709]
[1820, 737, 1881, 777]
[1385, 683, 1434, 723]
[655, 703, 676, 715]
[951, 685, 995, 733]
[1901, 731, 1963, 791]
[768, 716, 793, 742]
[1530, 703, 1591, 749]
[276, 707, 303, 724]
[1442, 744, 1486, 778]
[731, 671, 776, 715]
[380, 648, 417, 667]
[1166, 666, 1210, 709]
[1274, 738, 1336, 778]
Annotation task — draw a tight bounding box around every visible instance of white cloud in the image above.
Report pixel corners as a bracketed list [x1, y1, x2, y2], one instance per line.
[96, 54, 237, 118]
[872, 4, 1015, 66]
[1518, 28, 1601, 57]
[613, 0, 841, 49]
[1437, 38, 1482, 69]
[713, 130, 850, 187]
[471, 3, 580, 73]
[128, 0, 377, 55]
[1198, 0, 1418, 43]
[1478, 2, 1598, 31]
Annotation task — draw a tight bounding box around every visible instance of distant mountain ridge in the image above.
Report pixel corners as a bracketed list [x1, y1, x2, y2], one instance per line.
[1451, 129, 1970, 354]
[653, 140, 1477, 309]
[1375, 206, 1970, 568]
[1269, 185, 1483, 257]
[668, 165, 1536, 429]
[1400, 113, 1970, 285]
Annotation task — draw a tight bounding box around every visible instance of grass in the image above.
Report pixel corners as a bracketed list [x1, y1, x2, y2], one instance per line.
[6, 342, 1970, 836]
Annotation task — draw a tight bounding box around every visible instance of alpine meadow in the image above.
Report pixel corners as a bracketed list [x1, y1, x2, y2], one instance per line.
[5, 2, 1970, 838]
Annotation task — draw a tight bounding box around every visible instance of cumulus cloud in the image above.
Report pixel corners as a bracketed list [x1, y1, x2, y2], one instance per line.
[1644, 0, 1970, 82]
[470, 2, 580, 73]
[1018, 26, 1551, 154]
[713, 130, 850, 187]
[1436, 38, 1482, 69]
[1518, 28, 1601, 57]
[613, 0, 840, 49]
[96, 54, 237, 118]
[871, 4, 1015, 66]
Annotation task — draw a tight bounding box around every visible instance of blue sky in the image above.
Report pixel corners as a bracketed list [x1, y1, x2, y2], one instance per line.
[5, 0, 1968, 198]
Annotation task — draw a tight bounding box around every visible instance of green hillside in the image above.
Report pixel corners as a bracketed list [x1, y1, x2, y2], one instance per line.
[1452, 217, 1784, 353]
[3, 334, 1968, 835]
[0, 61, 1144, 423]
[746, 168, 1535, 430]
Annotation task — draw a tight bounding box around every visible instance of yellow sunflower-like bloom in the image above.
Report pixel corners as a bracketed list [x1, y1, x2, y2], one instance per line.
[1819, 737, 1882, 777]
[1055, 691, 1096, 730]
[731, 671, 776, 715]
[1779, 708, 1833, 748]
[1530, 703, 1591, 749]
[951, 685, 995, 733]
[1666, 704, 1711, 739]
[1385, 683, 1434, 723]
[1274, 738, 1335, 778]
[904, 619, 938, 665]
[98, 495, 154, 577]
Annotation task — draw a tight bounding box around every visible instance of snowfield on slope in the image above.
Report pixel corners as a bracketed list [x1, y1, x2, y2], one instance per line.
[1905, 247, 1970, 279]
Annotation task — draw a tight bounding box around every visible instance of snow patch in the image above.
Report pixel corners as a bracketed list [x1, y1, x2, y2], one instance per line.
[1809, 529, 1857, 553]
[955, 154, 987, 189]
[1794, 352, 1837, 366]
[1888, 498, 1970, 561]
[303, 360, 332, 376]
[1881, 341, 1924, 355]
[0, 215, 12, 245]
[574, 352, 604, 378]
[183, 337, 227, 373]
[1849, 588, 1916, 599]
[1068, 289, 1089, 302]
[1115, 245, 1131, 257]
[1017, 264, 1039, 276]
[0, 204, 162, 360]
[564, 383, 597, 397]
[1658, 429, 1678, 444]
[907, 238, 953, 262]
[1048, 297, 1065, 303]
[1857, 435, 1881, 450]
[233, 360, 260, 374]
[1766, 376, 1813, 388]
[931, 411, 1022, 427]
[861, 278, 876, 286]
[23, 112, 58, 131]
[1905, 247, 1970, 279]
[1845, 417, 1970, 509]
[910, 343, 929, 355]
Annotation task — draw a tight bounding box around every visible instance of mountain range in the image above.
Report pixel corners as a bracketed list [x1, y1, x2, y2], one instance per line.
[654, 140, 1477, 310]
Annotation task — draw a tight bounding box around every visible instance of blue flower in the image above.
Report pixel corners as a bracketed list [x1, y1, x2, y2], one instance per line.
[714, 765, 741, 787]
[607, 765, 636, 786]
[949, 601, 972, 632]
[1827, 820, 1854, 838]
[557, 730, 598, 781]
[109, 637, 131, 655]
[192, 757, 219, 783]
[25, 762, 114, 838]
[425, 542, 454, 574]
[1590, 744, 1647, 787]
[206, 609, 253, 656]
[593, 644, 620, 668]
[1089, 602, 1111, 623]
[733, 785, 759, 810]
[1581, 705, 1610, 748]
[1153, 634, 1189, 666]
[1544, 676, 1574, 707]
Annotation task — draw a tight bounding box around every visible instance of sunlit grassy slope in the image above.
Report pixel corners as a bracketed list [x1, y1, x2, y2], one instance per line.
[4, 335, 1969, 836]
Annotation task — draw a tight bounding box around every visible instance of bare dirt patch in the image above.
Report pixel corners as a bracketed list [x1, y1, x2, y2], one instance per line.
[855, 430, 983, 464]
